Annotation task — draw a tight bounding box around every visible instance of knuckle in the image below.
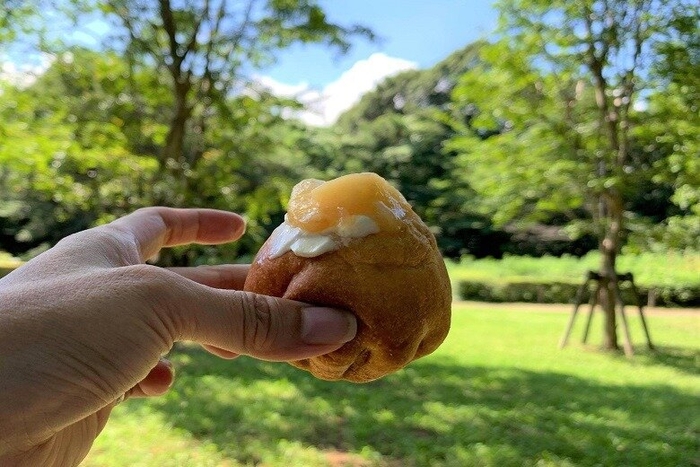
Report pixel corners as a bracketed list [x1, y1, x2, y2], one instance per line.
[235, 291, 281, 355]
[89, 225, 128, 246]
[122, 262, 159, 279]
[119, 264, 174, 290]
[55, 227, 108, 251]
[61, 226, 139, 266]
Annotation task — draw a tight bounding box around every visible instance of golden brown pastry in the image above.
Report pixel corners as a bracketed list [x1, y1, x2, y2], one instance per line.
[243, 172, 451, 382]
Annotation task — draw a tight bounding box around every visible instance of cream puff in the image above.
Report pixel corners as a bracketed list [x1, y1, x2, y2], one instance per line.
[243, 172, 452, 382]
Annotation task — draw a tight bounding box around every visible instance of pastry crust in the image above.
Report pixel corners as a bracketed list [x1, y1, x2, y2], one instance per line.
[243, 182, 452, 382]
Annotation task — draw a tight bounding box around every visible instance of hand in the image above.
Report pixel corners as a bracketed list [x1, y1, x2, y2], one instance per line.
[0, 207, 357, 466]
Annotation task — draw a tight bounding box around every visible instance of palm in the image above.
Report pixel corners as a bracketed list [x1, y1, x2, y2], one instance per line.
[12, 407, 113, 466]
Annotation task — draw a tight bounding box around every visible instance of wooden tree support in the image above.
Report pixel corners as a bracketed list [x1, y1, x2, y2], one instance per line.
[559, 270, 654, 356]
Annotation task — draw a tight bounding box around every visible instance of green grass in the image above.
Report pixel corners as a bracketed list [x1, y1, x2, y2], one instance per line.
[0, 251, 22, 274]
[85, 304, 700, 467]
[447, 251, 700, 288]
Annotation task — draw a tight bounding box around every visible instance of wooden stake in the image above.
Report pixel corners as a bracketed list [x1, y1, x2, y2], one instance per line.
[559, 270, 653, 356]
[628, 276, 654, 350]
[613, 282, 634, 357]
[582, 283, 599, 344]
[559, 275, 590, 349]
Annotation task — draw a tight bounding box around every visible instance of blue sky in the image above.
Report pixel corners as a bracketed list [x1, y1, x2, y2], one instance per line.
[260, 0, 498, 124]
[1, 1, 499, 125]
[263, 0, 498, 88]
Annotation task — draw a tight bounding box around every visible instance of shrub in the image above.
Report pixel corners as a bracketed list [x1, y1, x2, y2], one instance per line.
[456, 280, 700, 307]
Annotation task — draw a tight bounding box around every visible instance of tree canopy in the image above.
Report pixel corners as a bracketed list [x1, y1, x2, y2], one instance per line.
[449, 0, 698, 251]
[0, 0, 696, 273]
[447, 0, 699, 348]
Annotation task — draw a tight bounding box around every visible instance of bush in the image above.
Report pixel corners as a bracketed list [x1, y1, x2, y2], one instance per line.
[448, 252, 700, 289]
[456, 280, 700, 307]
[457, 281, 579, 304]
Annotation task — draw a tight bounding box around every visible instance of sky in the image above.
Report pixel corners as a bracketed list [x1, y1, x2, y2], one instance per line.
[259, 0, 499, 124]
[1, 1, 499, 125]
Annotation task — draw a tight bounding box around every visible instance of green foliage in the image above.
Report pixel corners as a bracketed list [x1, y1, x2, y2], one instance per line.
[457, 280, 581, 305]
[337, 42, 484, 127]
[0, 48, 160, 254]
[1, 1, 697, 263]
[637, 86, 700, 251]
[0, 1, 34, 43]
[456, 280, 700, 307]
[317, 42, 507, 258]
[0, 46, 328, 261]
[447, 252, 700, 289]
[653, 3, 700, 109]
[100, 0, 372, 169]
[450, 252, 700, 306]
[261, 0, 374, 54]
[85, 305, 700, 466]
[449, 0, 700, 257]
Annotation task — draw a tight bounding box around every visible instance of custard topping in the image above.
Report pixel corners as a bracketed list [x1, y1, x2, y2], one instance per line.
[286, 173, 410, 233]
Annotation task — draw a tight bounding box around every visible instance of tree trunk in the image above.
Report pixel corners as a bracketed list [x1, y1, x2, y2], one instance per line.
[151, 77, 192, 211]
[598, 190, 624, 350]
[599, 275, 619, 350]
[161, 80, 192, 172]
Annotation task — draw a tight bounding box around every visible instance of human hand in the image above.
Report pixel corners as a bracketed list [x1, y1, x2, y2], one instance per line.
[0, 207, 357, 466]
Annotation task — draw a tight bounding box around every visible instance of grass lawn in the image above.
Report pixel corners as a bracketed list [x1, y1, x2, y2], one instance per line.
[446, 251, 700, 288]
[85, 303, 699, 467]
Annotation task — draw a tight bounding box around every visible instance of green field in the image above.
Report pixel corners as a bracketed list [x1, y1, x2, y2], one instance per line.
[85, 303, 699, 467]
[446, 251, 700, 288]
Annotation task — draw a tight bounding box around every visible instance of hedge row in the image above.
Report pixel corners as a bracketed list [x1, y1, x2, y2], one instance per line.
[3, 265, 698, 307]
[456, 280, 700, 308]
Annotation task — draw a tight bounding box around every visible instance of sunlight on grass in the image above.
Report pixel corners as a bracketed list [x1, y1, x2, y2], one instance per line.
[0, 251, 22, 274]
[446, 251, 700, 287]
[85, 304, 699, 466]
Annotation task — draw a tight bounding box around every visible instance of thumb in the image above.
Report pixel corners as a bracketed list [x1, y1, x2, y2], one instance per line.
[165, 279, 357, 361]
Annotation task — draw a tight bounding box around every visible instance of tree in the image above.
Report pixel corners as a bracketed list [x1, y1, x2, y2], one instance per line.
[0, 49, 158, 256]
[450, 0, 696, 349]
[1, 1, 372, 263]
[100, 0, 372, 202]
[642, 4, 700, 250]
[0, 46, 317, 261]
[321, 42, 509, 258]
[0, 1, 32, 43]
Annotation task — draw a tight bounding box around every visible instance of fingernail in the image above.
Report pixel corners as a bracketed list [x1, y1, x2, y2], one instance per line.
[301, 307, 357, 345]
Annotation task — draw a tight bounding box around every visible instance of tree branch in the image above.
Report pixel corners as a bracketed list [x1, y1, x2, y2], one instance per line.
[180, 0, 206, 63]
[583, 1, 619, 157]
[158, 0, 180, 74]
[615, 1, 648, 166]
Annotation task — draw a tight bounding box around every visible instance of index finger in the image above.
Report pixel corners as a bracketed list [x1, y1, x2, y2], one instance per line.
[108, 207, 246, 263]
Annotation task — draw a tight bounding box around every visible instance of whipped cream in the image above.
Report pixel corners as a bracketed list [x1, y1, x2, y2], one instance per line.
[266, 214, 380, 259]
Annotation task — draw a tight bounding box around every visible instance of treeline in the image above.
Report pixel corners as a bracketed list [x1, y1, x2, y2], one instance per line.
[1, 1, 697, 266]
[0, 44, 580, 262]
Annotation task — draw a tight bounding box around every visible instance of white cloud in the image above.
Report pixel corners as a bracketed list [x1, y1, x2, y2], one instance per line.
[256, 53, 418, 126]
[0, 53, 54, 88]
[2, 51, 417, 125]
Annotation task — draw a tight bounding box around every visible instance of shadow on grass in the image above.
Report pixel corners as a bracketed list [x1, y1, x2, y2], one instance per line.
[124, 345, 699, 466]
[636, 345, 700, 377]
